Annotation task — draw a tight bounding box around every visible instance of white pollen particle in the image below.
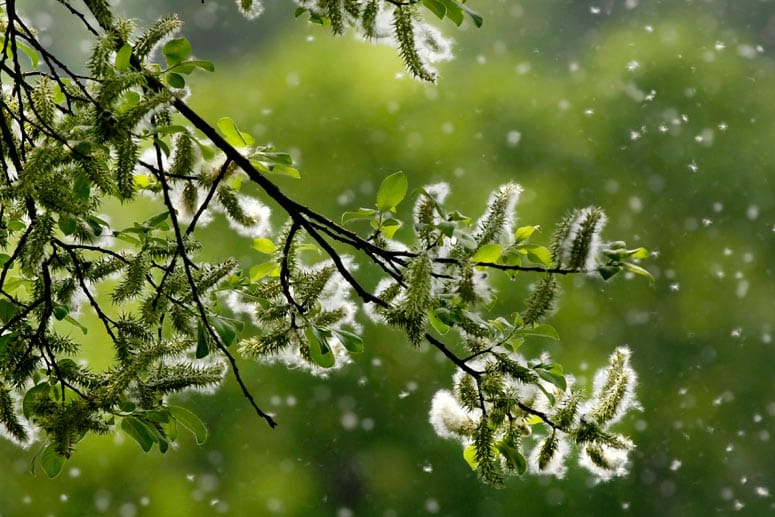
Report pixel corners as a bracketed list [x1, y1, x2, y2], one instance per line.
[626, 60, 640, 71]
[506, 130, 522, 147]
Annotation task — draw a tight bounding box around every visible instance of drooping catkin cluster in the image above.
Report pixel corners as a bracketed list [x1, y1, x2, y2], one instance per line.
[552, 206, 607, 271]
[291, 0, 454, 81]
[429, 347, 639, 485]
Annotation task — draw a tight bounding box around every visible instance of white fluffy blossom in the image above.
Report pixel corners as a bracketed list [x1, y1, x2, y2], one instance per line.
[429, 389, 477, 440]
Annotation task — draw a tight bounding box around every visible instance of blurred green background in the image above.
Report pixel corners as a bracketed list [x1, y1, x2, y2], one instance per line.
[3, 1, 775, 515]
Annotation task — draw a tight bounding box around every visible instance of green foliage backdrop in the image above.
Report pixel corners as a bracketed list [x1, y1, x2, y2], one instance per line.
[2, 1, 774, 515]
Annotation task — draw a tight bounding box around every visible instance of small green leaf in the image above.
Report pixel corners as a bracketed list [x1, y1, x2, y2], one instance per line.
[428, 309, 450, 335]
[64, 316, 88, 335]
[145, 211, 170, 228]
[217, 117, 254, 147]
[516, 323, 560, 340]
[460, 2, 484, 27]
[195, 321, 209, 359]
[8, 220, 26, 232]
[598, 265, 622, 280]
[249, 261, 277, 281]
[52, 304, 68, 320]
[496, 441, 527, 474]
[376, 171, 408, 212]
[40, 443, 66, 478]
[307, 326, 335, 368]
[342, 208, 376, 224]
[630, 247, 650, 260]
[524, 245, 552, 267]
[134, 174, 151, 188]
[115, 44, 132, 71]
[434, 307, 461, 327]
[623, 262, 655, 283]
[439, 0, 465, 25]
[380, 218, 402, 239]
[23, 382, 52, 419]
[166, 72, 185, 88]
[472, 243, 502, 263]
[536, 382, 556, 405]
[121, 416, 155, 452]
[163, 37, 192, 66]
[332, 329, 364, 353]
[252, 238, 276, 254]
[423, 0, 447, 18]
[463, 444, 479, 470]
[211, 316, 238, 347]
[169, 405, 208, 445]
[535, 368, 567, 391]
[514, 225, 538, 243]
[264, 164, 301, 179]
[58, 216, 77, 236]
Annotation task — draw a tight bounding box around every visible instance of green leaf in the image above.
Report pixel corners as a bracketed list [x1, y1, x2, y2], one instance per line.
[167, 59, 215, 74]
[145, 211, 170, 228]
[463, 444, 479, 470]
[217, 117, 254, 147]
[121, 416, 155, 452]
[63, 315, 88, 335]
[623, 262, 655, 283]
[23, 382, 52, 419]
[249, 261, 278, 281]
[516, 323, 560, 340]
[380, 218, 402, 239]
[195, 321, 209, 359]
[460, 2, 484, 27]
[8, 220, 26, 232]
[166, 72, 185, 89]
[211, 316, 238, 347]
[428, 308, 450, 335]
[134, 174, 151, 188]
[0, 298, 19, 323]
[434, 307, 461, 327]
[114, 44, 132, 71]
[163, 37, 192, 67]
[496, 441, 527, 474]
[307, 326, 335, 368]
[40, 444, 66, 478]
[58, 216, 77, 236]
[252, 238, 276, 254]
[0, 253, 10, 267]
[536, 382, 556, 405]
[169, 405, 208, 445]
[376, 171, 408, 212]
[472, 243, 502, 263]
[74, 173, 91, 200]
[332, 329, 364, 353]
[598, 265, 622, 281]
[342, 208, 376, 224]
[423, 0, 447, 19]
[4, 39, 39, 68]
[535, 367, 567, 391]
[630, 247, 650, 260]
[264, 164, 301, 179]
[52, 304, 68, 320]
[524, 245, 552, 267]
[439, 0, 465, 25]
[514, 225, 538, 243]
